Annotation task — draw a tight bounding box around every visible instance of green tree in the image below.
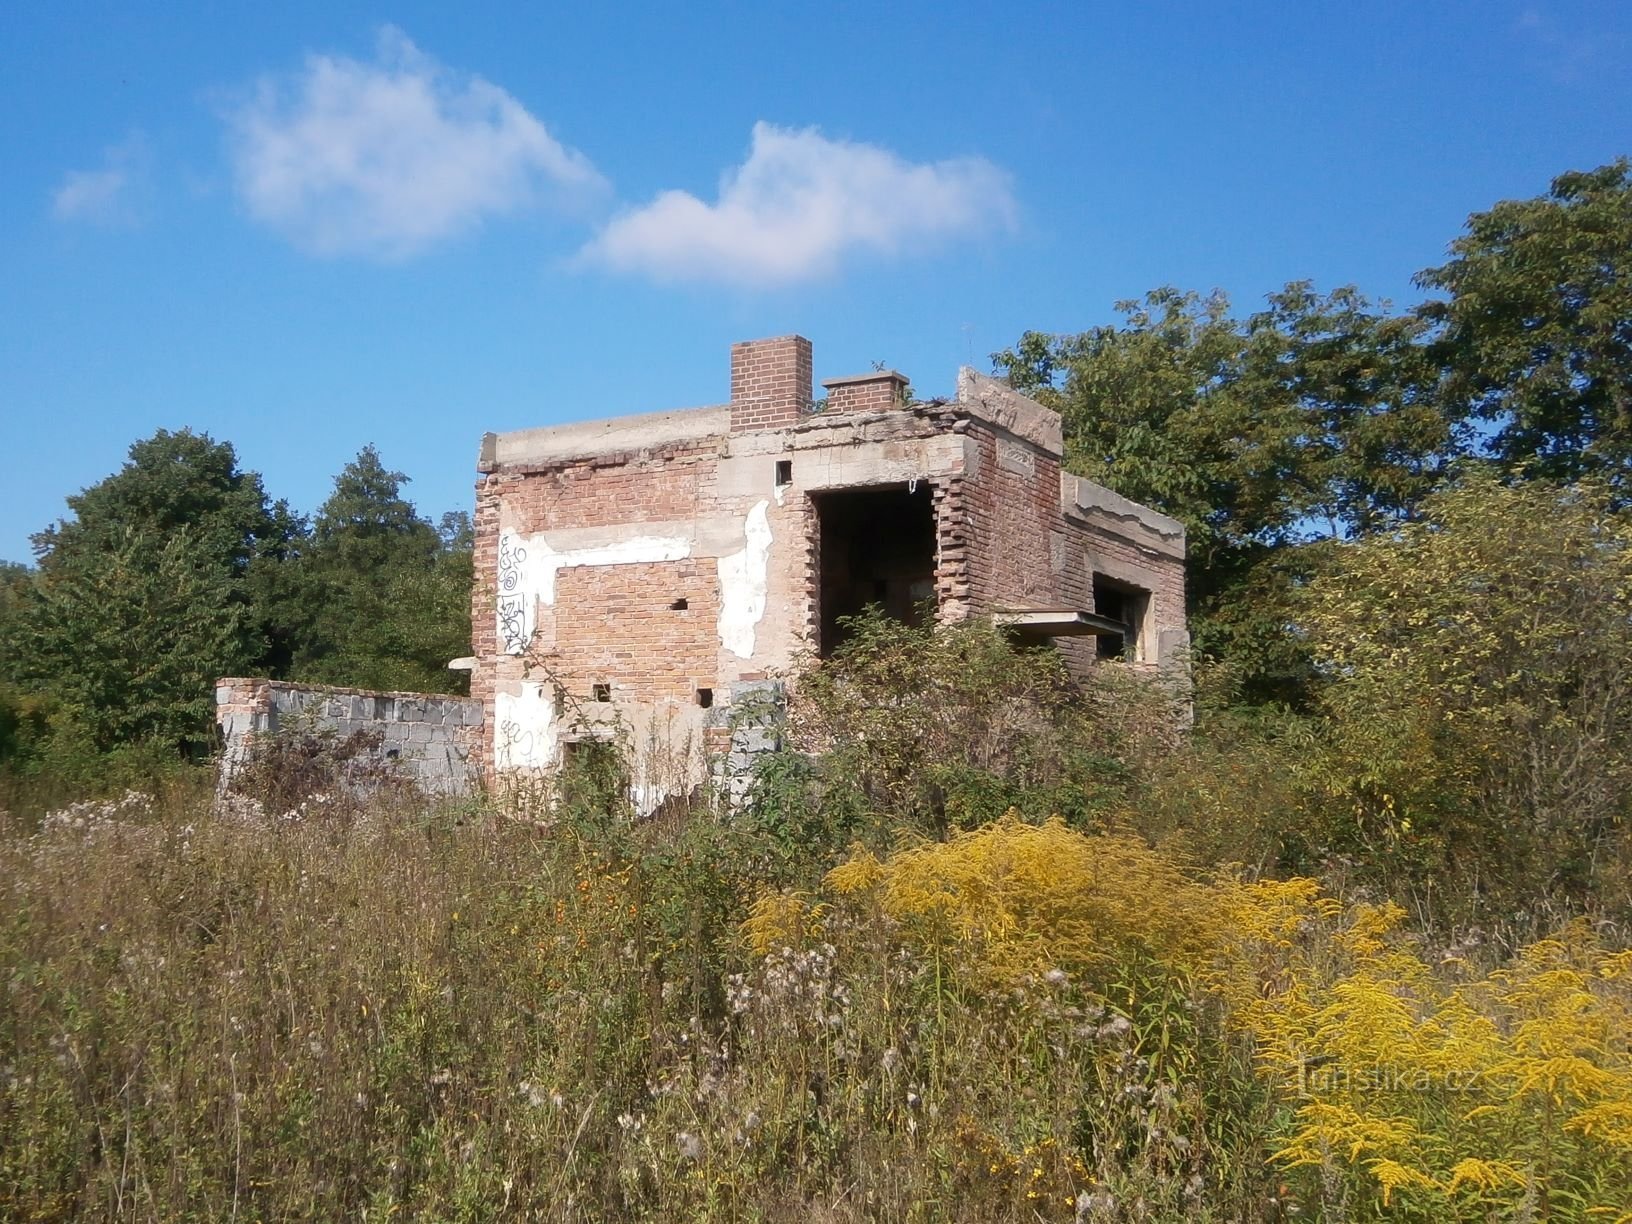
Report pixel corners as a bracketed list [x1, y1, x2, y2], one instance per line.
[996, 283, 1452, 703]
[288, 446, 471, 693]
[30, 429, 305, 681]
[32, 429, 296, 578]
[1417, 159, 1632, 487]
[1294, 474, 1632, 923]
[6, 528, 252, 755]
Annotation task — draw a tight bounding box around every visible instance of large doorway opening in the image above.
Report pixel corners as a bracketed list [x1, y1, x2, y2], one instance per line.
[815, 484, 937, 656]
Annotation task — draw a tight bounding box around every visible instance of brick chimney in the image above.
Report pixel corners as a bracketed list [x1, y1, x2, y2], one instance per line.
[821, 370, 910, 414]
[730, 335, 813, 432]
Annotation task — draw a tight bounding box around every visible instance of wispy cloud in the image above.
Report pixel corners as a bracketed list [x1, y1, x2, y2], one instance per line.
[226, 27, 606, 259]
[52, 134, 150, 226]
[580, 122, 1017, 288]
[1514, 6, 1616, 84]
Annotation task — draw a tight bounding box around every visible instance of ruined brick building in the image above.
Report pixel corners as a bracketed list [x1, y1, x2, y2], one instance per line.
[216, 334, 1188, 799]
[468, 335, 1187, 798]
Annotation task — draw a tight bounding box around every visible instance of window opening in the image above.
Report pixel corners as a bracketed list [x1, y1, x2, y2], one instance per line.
[1092, 574, 1151, 661]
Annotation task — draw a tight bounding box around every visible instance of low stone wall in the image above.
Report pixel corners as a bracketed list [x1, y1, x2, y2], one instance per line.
[216, 678, 483, 797]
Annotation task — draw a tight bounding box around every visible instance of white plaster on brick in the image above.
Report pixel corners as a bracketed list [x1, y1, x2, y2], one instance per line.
[495, 681, 556, 771]
[497, 529, 692, 655]
[717, 499, 772, 659]
[630, 782, 669, 818]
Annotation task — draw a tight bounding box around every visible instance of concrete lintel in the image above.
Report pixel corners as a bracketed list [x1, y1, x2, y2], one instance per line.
[994, 608, 1125, 637]
[491, 404, 731, 468]
[793, 432, 967, 493]
[504, 515, 744, 559]
[954, 368, 1064, 455]
[1062, 473, 1186, 550]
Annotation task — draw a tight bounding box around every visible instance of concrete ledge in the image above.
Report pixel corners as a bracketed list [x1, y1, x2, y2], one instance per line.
[489, 404, 731, 469]
[955, 368, 1064, 455]
[1061, 473, 1186, 556]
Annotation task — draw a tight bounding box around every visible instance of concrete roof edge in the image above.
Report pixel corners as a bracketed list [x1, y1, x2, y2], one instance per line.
[489, 403, 731, 467]
[954, 367, 1063, 454]
[822, 370, 907, 388]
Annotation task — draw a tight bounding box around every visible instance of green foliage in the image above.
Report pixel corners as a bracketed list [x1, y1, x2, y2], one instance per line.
[778, 610, 1178, 845]
[995, 284, 1449, 568]
[995, 283, 1454, 705]
[30, 428, 294, 579]
[4, 527, 252, 757]
[1418, 159, 1632, 488]
[1291, 474, 1632, 923]
[281, 447, 472, 694]
[0, 434, 474, 793]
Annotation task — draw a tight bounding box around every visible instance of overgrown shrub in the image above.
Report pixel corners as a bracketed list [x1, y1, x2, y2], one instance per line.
[226, 717, 415, 818]
[774, 611, 1181, 846]
[1293, 475, 1632, 927]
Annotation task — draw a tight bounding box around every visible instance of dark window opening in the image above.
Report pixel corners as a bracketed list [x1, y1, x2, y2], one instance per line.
[696, 687, 714, 708]
[815, 483, 937, 657]
[775, 459, 793, 487]
[670, 597, 689, 610]
[1093, 574, 1150, 661]
[591, 682, 612, 702]
[385, 747, 401, 760]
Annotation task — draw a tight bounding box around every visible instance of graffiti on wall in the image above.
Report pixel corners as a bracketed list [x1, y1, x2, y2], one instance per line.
[497, 532, 532, 656]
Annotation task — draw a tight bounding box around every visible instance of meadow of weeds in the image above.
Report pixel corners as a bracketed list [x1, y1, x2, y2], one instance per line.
[0, 778, 1287, 1222]
[2, 616, 1630, 1221]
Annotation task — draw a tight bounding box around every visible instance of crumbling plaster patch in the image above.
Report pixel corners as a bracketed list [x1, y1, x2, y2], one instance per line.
[716, 499, 772, 659]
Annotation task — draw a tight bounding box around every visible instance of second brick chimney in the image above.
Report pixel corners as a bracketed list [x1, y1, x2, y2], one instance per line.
[730, 335, 813, 432]
[821, 370, 910, 414]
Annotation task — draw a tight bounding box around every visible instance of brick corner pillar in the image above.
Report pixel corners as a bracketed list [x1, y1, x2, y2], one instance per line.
[730, 335, 813, 432]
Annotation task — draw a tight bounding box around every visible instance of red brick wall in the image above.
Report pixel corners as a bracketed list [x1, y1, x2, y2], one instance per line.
[824, 374, 905, 414]
[470, 384, 1189, 775]
[958, 423, 1064, 611]
[552, 559, 721, 706]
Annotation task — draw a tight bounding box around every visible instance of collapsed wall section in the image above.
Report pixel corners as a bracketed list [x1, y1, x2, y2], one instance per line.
[216, 678, 482, 797]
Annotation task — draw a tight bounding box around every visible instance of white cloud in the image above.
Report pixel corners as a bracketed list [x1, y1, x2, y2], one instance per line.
[580, 122, 1016, 287]
[52, 134, 150, 225]
[226, 27, 606, 259]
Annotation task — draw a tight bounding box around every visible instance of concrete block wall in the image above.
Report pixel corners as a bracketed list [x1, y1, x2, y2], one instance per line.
[216, 678, 483, 797]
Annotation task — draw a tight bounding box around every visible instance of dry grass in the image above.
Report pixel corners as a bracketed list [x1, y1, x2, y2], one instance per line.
[0, 782, 1284, 1222]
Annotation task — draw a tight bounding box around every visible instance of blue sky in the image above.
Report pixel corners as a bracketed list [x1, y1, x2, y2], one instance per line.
[3, 1, 1629, 564]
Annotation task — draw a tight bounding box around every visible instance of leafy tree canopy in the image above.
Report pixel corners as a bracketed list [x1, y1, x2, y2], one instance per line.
[1294, 474, 1632, 916]
[1418, 158, 1632, 487]
[284, 445, 470, 693]
[995, 283, 1455, 704]
[32, 429, 299, 575]
[5, 527, 253, 755]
